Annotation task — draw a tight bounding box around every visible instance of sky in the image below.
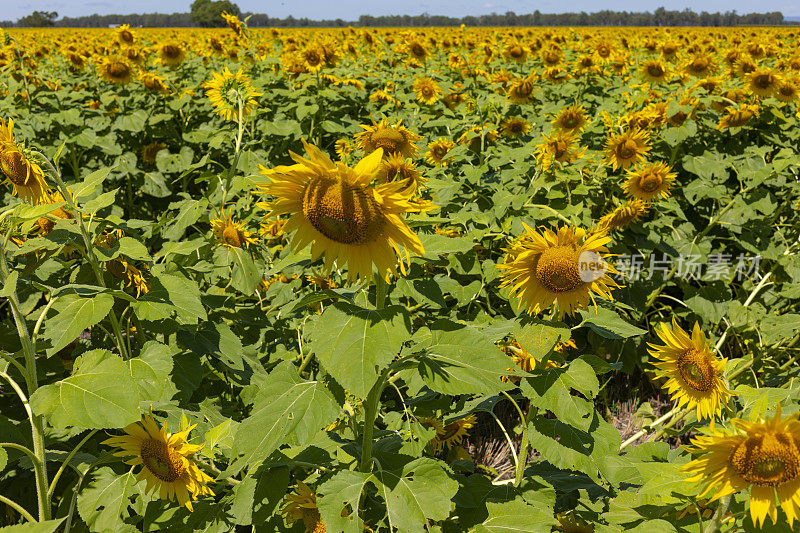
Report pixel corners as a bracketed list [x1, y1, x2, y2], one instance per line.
[5, 0, 800, 21]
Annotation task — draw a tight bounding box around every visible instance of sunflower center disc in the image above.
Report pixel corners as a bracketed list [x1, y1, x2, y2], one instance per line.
[616, 139, 638, 160]
[370, 129, 406, 153]
[677, 349, 715, 391]
[222, 225, 242, 247]
[754, 74, 772, 89]
[536, 246, 584, 293]
[648, 65, 664, 77]
[1, 152, 31, 186]
[109, 64, 129, 78]
[639, 172, 663, 192]
[141, 438, 186, 482]
[730, 433, 800, 486]
[163, 45, 180, 59]
[302, 176, 385, 245]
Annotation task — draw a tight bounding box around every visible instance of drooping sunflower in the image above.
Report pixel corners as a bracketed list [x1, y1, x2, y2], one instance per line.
[425, 138, 456, 166]
[499, 117, 531, 138]
[683, 405, 800, 528]
[116, 24, 135, 45]
[140, 72, 170, 95]
[503, 42, 527, 63]
[555, 512, 595, 533]
[354, 119, 420, 158]
[221, 11, 245, 37]
[507, 76, 536, 104]
[551, 104, 588, 133]
[157, 43, 186, 67]
[281, 481, 326, 533]
[604, 128, 651, 170]
[413, 77, 442, 105]
[717, 104, 760, 130]
[1, 118, 51, 204]
[747, 68, 780, 97]
[380, 154, 425, 192]
[97, 57, 134, 85]
[102, 411, 214, 511]
[623, 161, 676, 202]
[418, 415, 477, 454]
[405, 40, 428, 62]
[500, 224, 617, 318]
[107, 258, 151, 298]
[255, 141, 427, 282]
[598, 200, 648, 232]
[648, 319, 731, 421]
[203, 68, 262, 122]
[211, 209, 257, 248]
[775, 78, 799, 103]
[534, 131, 585, 172]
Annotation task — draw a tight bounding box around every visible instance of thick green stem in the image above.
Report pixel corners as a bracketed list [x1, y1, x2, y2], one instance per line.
[359, 368, 390, 473]
[703, 495, 731, 533]
[513, 403, 536, 487]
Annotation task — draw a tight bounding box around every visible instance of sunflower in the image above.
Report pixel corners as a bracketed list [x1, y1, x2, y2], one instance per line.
[534, 131, 584, 172]
[355, 119, 420, 158]
[107, 259, 151, 297]
[203, 68, 262, 122]
[604, 129, 651, 171]
[499, 117, 531, 138]
[500, 340, 561, 383]
[747, 68, 780, 97]
[255, 141, 427, 282]
[157, 43, 186, 67]
[551, 104, 588, 133]
[425, 138, 456, 166]
[648, 319, 731, 422]
[507, 76, 536, 104]
[405, 40, 428, 62]
[623, 161, 676, 202]
[221, 11, 245, 37]
[500, 224, 617, 318]
[413, 77, 441, 105]
[640, 58, 669, 83]
[102, 411, 214, 511]
[683, 405, 800, 528]
[141, 72, 170, 94]
[598, 200, 648, 231]
[281, 482, 326, 533]
[503, 42, 527, 63]
[685, 54, 714, 77]
[717, 104, 759, 130]
[1, 118, 51, 204]
[380, 154, 425, 191]
[116, 24, 135, 45]
[555, 512, 594, 533]
[211, 209, 257, 248]
[418, 415, 477, 453]
[97, 57, 134, 85]
[775, 78, 799, 103]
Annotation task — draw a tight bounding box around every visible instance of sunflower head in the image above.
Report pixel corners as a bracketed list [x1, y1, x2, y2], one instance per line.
[598, 200, 648, 231]
[747, 68, 780, 97]
[380, 154, 425, 191]
[211, 209, 257, 249]
[116, 24, 135, 45]
[535, 131, 584, 172]
[281, 482, 326, 532]
[648, 318, 731, 421]
[507, 76, 536, 104]
[355, 119, 420, 158]
[202, 68, 262, 122]
[1, 118, 51, 205]
[97, 57, 133, 85]
[683, 406, 800, 528]
[641, 58, 669, 83]
[500, 224, 617, 318]
[413, 76, 442, 105]
[425, 138, 456, 166]
[418, 415, 477, 454]
[604, 128, 651, 171]
[141, 72, 170, 94]
[499, 117, 531, 138]
[624, 161, 676, 202]
[158, 43, 186, 67]
[717, 104, 759, 130]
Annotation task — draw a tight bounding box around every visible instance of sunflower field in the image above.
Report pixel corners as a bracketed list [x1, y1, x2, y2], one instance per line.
[1, 18, 800, 533]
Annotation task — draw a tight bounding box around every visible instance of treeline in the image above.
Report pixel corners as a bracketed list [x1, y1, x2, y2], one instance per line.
[1, 8, 788, 28]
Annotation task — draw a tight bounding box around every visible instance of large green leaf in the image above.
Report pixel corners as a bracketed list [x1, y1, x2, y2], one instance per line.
[521, 359, 599, 431]
[30, 349, 140, 429]
[309, 302, 410, 398]
[578, 308, 646, 339]
[229, 361, 338, 474]
[44, 293, 115, 355]
[77, 467, 140, 532]
[318, 470, 372, 533]
[471, 499, 554, 533]
[0, 519, 65, 533]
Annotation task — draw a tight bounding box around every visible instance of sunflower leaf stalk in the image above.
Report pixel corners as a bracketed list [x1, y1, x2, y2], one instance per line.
[359, 367, 392, 473]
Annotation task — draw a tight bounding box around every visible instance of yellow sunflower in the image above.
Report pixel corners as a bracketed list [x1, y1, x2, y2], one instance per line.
[221, 11, 245, 37]
[116, 24, 135, 45]
[555, 512, 595, 533]
[683, 405, 800, 528]
[535, 131, 585, 172]
[747, 68, 780, 97]
[623, 161, 676, 202]
[507, 76, 536, 104]
[1, 118, 51, 204]
[418, 415, 477, 454]
[281, 482, 326, 533]
[107, 259, 151, 298]
[140, 72, 170, 95]
[413, 77, 442, 105]
[380, 154, 425, 192]
[604, 129, 651, 171]
[598, 200, 648, 232]
[551, 104, 588, 133]
[775, 78, 799, 103]
[640, 58, 669, 83]
[648, 318, 731, 422]
[97, 57, 134, 85]
[717, 104, 759, 130]
[102, 411, 214, 511]
[500, 224, 617, 318]
[211, 209, 257, 248]
[255, 141, 427, 282]
[354, 118, 420, 158]
[425, 138, 456, 166]
[157, 43, 186, 67]
[203, 68, 262, 122]
[499, 117, 531, 138]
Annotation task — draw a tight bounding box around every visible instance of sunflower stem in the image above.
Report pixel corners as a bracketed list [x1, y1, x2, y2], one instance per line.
[703, 495, 731, 533]
[359, 367, 391, 473]
[513, 403, 536, 487]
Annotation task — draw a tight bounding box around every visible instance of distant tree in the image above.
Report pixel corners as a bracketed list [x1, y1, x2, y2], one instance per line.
[190, 0, 240, 27]
[18, 10, 58, 27]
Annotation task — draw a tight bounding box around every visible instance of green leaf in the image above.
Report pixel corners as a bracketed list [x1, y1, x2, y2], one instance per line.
[128, 341, 174, 402]
[0, 519, 65, 533]
[94, 236, 151, 262]
[0, 271, 18, 298]
[318, 470, 372, 533]
[521, 359, 599, 431]
[134, 270, 206, 324]
[229, 247, 261, 295]
[471, 499, 554, 533]
[30, 349, 140, 429]
[162, 198, 207, 241]
[229, 361, 338, 474]
[407, 320, 514, 395]
[372, 457, 459, 533]
[579, 308, 646, 339]
[83, 187, 119, 213]
[309, 302, 410, 398]
[513, 320, 570, 360]
[77, 467, 140, 532]
[0, 446, 6, 472]
[44, 293, 115, 355]
[72, 167, 114, 201]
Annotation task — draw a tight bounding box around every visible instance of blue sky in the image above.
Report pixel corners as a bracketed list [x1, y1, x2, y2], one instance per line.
[6, 0, 800, 21]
